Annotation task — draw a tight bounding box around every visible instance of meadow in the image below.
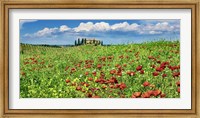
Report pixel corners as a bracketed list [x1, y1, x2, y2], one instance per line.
[20, 41, 180, 98]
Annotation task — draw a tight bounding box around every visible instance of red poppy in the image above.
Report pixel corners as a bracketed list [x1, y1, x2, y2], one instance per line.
[85, 71, 89, 76]
[160, 93, 166, 98]
[173, 72, 180, 77]
[131, 94, 136, 98]
[152, 90, 161, 97]
[176, 81, 180, 86]
[151, 65, 156, 68]
[84, 83, 90, 87]
[133, 92, 141, 97]
[102, 86, 107, 89]
[21, 72, 26, 76]
[88, 78, 93, 81]
[127, 71, 135, 76]
[136, 65, 143, 71]
[97, 64, 102, 69]
[156, 67, 163, 72]
[162, 74, 167, 78]
[70, 68, 76, 73]
[143, 81, 150, 87]
[177, 87, 180, 93]
[76, 86, 82, 91]
[148, 56, 154, 59]
[92, 71, 96, 76]
[147, 90, 154, 96]
[153, 72, 159, 76]
[65, 79, 70, 83]
[109, 85, 114, 88]
[92, 96, 100, 98]
[119, 83, 126, 90]
[110, 70, 116, 75]
[140, 70, 144, 74]
[141, 92, 150, 98]
[117, 72, 122, 77]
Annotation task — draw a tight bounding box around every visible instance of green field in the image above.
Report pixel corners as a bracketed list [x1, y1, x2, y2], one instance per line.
[20, 41, 180, 98]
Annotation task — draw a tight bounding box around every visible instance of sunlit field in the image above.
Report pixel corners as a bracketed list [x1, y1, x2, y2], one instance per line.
[20, 40, 180, 98]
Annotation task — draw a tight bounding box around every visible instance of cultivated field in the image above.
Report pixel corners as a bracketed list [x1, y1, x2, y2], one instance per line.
[20, 41, 180, 98]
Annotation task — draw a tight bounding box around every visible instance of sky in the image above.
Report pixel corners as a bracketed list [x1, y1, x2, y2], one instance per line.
[20, 20, 180, 45]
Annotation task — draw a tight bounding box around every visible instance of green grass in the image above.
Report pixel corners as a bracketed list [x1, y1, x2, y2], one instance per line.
[20, 40, 180, 98]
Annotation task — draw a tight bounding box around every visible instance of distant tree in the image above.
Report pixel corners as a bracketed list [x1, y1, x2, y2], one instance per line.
[78, 38, 80, 45]
[101, 41, 103, 46]
[75, 40, 77, 46]
[81, 38, 84, 45]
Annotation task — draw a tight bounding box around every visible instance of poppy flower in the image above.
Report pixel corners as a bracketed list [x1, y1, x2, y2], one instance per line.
[92, 96, 100, 98]
[143, 81, 150, 87]
[117, 72, 122, 77]
[133, 92, 141, 97]
[110, 70, 116, 75]
[88, 78, 93, 81]
[109, 76, 118, 83]
[84, 83, 90, 87]
[92, 71, 96, 76]
[162, 74, 167, 78]
[160, 93, 166, 98]
[85, 71, 89, 76]
[151, 65, 156, 68]
[97, 64, 102, 69]
[147, 90, 154, 96]
[136, 65, 143, 71]
[153, 72, 159, 76]
[109, 85, 114, 88]
[176, 81, 180, 86]
[156, 67, 163, 72]
[119, 83, 126, 90]
[127, 71, 135, 76]
[152, 90, 161, 97]
[131, 94, 136, 98]
[76, 86, 82, 91]
[141, 92, 150, 98]
[102, 86, 107, 89]
[71, 68, 76, 73]
[148, 56, 154, 59]
[173, 72, 180, 77]
[140, 70, 144, 74]
[177, 87, 180, 93]
[21, 72, 26, 76]
[65, 79, 70, 83]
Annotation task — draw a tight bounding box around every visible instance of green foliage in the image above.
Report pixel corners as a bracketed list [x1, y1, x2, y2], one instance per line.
[20, 40, 180, 98]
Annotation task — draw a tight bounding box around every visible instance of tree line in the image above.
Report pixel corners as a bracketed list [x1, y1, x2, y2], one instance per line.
[75, 38, 103, 46]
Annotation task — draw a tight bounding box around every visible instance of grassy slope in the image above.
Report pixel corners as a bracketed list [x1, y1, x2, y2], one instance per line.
[20, 41, 180, 98]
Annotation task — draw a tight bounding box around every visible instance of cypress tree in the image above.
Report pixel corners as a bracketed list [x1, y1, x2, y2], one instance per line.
[81, 38, 84, 45]
[78, 38, 80, 45]
[101, 41, 103, 46]
[75, 40, 77, 46]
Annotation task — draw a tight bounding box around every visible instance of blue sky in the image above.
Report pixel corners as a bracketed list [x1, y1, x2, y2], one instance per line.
[20, 20, 180, 45]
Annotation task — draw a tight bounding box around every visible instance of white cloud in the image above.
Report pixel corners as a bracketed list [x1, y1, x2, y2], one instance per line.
[149, 31, 162, 34]
[20, 20, 38, 29]
[23, 21, 180, 39]
[35, 27, 59, 37]
[59, 25, 71, 32]
[74, 22, 110, 32]
[111, 22, 139, 31]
